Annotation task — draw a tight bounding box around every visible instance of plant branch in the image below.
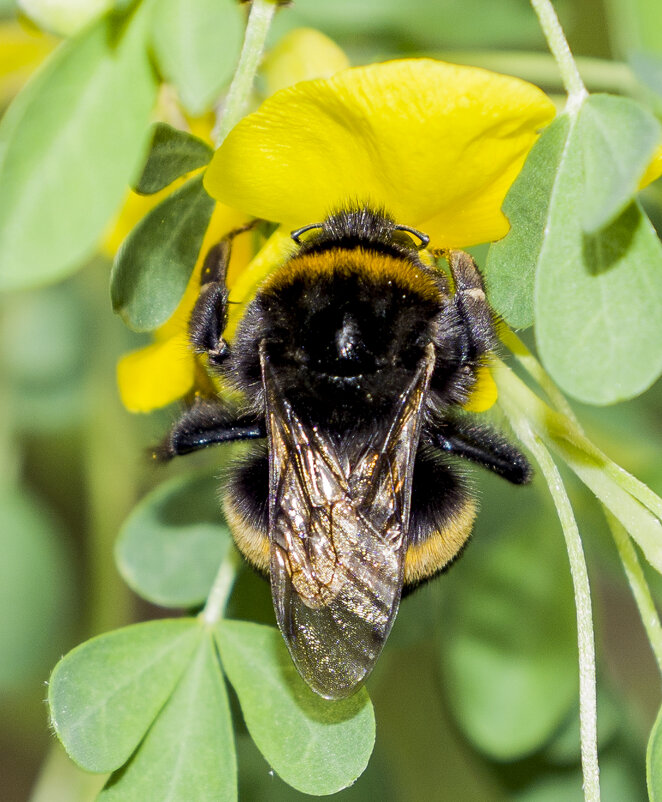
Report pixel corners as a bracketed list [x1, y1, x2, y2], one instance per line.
[530, 0, 588, 111]
[202, 546, 242, 625]
[427, 50, 639, 96]
[604, 509, 662, 677]
[214, 0, 279, 146]
[505, 415, 600, 801]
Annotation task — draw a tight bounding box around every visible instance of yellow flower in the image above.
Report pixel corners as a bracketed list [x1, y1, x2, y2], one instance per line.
[260, 28, 350, 96]
[204, 59, 556, 247]
[0, 20, 55, 106]
[202, 59, 556, 413]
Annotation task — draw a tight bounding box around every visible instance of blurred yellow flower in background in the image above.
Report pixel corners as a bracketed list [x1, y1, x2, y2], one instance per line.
[0, 19, 55, 106]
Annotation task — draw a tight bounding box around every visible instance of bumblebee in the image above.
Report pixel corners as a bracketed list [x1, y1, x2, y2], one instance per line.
[159, 206, 531, 699]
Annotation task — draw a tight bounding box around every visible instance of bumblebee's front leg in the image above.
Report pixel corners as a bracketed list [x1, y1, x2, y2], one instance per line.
[189, 221, 258, 367]
[155, 398, 265, 460]
[447, 249, 497, 356]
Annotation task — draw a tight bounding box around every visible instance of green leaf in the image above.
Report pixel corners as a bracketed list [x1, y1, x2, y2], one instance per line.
[648, 703, 662, 800]
[536, 193, 662, 404]
[485, 114, 571, 329]
[110, 174, 215, 331]
[2, 282, 87, 431]
[49, 619, 202, 773]
[19, 0, 114, 36]
[216, 620, 375, 796]
[99, 634, 236, 802]
[489, 97, 662, 402]
[548, 436, 662, 574]
[116, 471, 231, 608]
[577, 94, 661, 233]
[134, 122, 213, 195]
[0, 488, 74, 689]
[440, 509, 576, 760]
[151, 0, 243, 116]
[0, 7, 157, 291]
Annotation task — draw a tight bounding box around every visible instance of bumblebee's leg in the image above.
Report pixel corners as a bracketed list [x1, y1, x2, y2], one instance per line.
[430, 250, 498, 405]
[424, 413, 531, 485]
[155, 398, 265, 460]
[223, 443, 270, 577]
[404, 445, 477, 592]
[189, 221, 258, 367]
[447, 249, 497, 355]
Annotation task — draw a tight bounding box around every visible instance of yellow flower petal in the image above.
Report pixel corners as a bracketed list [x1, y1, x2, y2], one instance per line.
[463, 363, 498, 412]
[261, 28, 350, 96]
[225, 226, 296, 341]
[639, 143, 662, 190]
[205, 59, 555, 248]
[117, 333, 195, 413]
[0, 20, 55, 105]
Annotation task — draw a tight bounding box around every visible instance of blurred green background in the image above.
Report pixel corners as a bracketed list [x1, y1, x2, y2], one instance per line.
[2, 0, 662, 799]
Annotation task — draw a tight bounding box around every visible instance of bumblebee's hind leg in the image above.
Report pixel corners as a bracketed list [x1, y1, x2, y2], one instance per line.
[223, 443, 270, 578]
[404, 445, 477, 593]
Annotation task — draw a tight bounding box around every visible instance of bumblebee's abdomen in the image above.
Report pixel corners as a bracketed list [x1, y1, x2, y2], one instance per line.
[222, 441, 475, 588]
[405, 446, 475, 588]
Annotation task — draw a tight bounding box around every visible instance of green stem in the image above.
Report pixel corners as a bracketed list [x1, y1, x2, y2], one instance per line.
[202, 547, 242, 625]
[604, 509, 662, 677]
[214, 0, 279, 146]
[426, 50, 639, 96]
[508, 418, 600, 801]
[497, 344, 662, 522]
[83, 267, 136, 635]
[500, 327, 578, 423]
[530, 0, 588, 110]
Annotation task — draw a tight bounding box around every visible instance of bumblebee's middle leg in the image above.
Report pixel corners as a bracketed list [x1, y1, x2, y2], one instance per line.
[155, 398, 265, 460]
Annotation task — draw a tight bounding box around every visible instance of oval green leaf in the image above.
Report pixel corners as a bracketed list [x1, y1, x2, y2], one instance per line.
[648, 703, 662, 800]
[485, 114, 571, 329]
[440, 510, 576, 760]
[49, 618, 202, 773]
[134, 122, 213, 195]
[216, 620, 375, 796]
[116, 471, 231, 608]
[0, 6, 157, 291]
[535, 191, 662, 404]
[577, 94, 661, 233]
[151, 0, 243, 116]
[99, 634, 236, 802]
[491, 99, 662, 403]
[110, 174, 215, 331]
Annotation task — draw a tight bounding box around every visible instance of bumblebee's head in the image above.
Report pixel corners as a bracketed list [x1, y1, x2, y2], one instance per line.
[232, 241, 444, 423]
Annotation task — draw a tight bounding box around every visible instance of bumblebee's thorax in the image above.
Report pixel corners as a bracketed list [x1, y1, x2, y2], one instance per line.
[230, 245, 445, 427]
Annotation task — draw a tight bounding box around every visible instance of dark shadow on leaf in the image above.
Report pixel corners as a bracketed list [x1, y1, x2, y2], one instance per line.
[155, 472, 225, 528]
[582, 202, 639, 276]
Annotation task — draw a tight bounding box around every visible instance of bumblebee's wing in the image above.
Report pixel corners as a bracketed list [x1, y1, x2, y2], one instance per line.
[261, 343, 434, 699]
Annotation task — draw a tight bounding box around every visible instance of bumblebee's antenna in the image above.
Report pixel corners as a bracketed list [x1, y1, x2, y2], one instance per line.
[392, 224, 430, 249]
[291, 222, 324, 244]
